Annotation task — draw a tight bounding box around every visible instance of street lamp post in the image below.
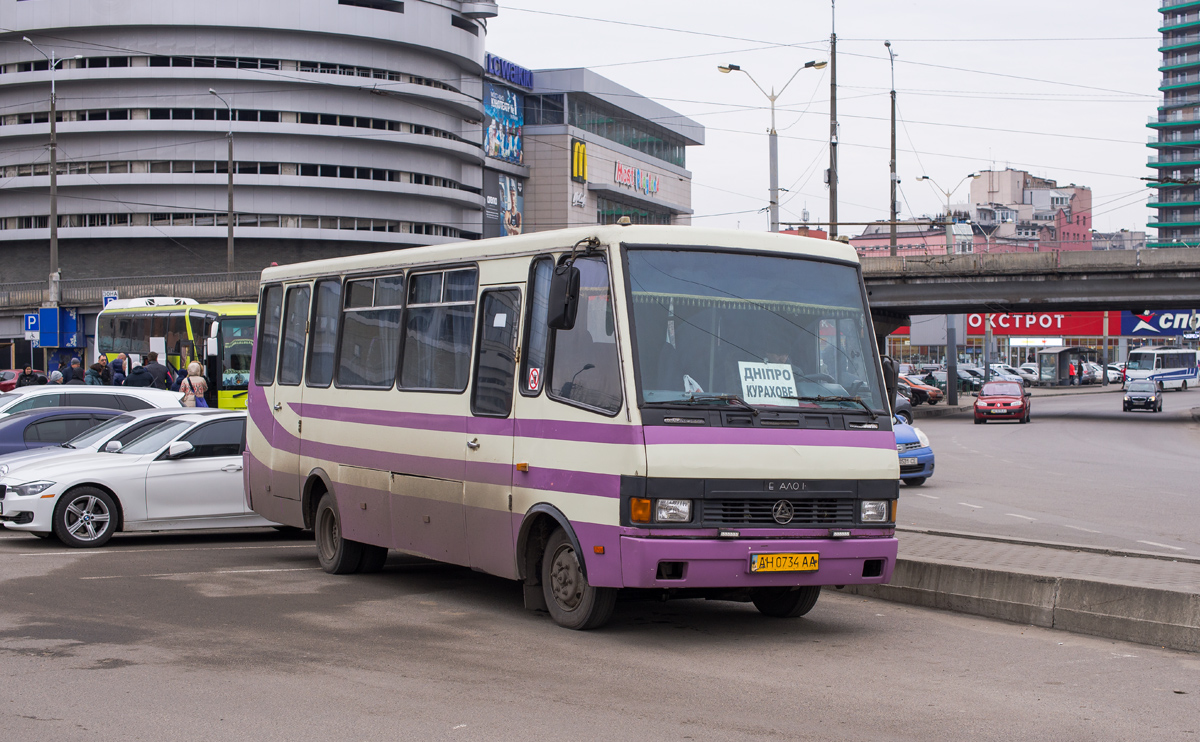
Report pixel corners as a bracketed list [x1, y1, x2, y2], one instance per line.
[209, 89, 235, 273]
[718, 60, 827, 233]
[24, 38, 82, 304]
[916, 172, 979, 404]
[885, 41, 898, 256]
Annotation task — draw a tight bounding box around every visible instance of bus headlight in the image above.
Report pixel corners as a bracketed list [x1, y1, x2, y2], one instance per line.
[861, 501, 889, 523]
[655, 499, 692, 523]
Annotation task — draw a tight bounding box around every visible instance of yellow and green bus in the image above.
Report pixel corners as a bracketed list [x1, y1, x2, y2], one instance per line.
[96, 298, 256, 409]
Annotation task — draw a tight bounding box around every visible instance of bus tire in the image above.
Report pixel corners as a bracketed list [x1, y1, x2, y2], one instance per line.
[752, 586, 821, 618]
[358, 544, 389, 573]
[314, 493, 363, 575]
[1182, 381, 1188, 392]
[541, 528, 616, 630]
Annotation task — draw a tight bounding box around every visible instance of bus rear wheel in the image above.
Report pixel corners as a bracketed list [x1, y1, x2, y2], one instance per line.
[315, 493, 363, 574]
[752, 585, 821, 618]
[541, 528, 616, 630]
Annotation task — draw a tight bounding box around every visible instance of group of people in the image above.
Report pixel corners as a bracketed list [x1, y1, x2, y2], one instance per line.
[16, 351, 210, 406]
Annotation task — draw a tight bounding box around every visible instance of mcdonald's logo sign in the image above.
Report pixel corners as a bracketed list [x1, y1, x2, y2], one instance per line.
[571, 139, 588, 183]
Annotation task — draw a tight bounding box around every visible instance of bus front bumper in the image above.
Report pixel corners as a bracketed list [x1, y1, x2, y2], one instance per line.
[618, 535, 897, 589]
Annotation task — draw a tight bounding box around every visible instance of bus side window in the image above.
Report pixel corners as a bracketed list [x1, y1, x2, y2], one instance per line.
[520, 257, 553, 396]
[336, 275, 403, 389]
[278, 285, 312, 386]
[548, 255, 622, 415]
[306, 279, 342, 387]
[471, 289, 521, 417]
[255, 285, 284, 386]
[399, 268, 477, 391]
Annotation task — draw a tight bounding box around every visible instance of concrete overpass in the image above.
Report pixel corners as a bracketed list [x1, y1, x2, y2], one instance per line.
[861, 250, 1200, 318]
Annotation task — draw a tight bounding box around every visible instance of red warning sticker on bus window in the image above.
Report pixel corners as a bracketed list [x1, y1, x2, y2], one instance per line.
[528, 367, 540, 390]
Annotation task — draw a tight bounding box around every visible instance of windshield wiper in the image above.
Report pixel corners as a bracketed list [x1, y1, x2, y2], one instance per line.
[60, 442, 75, 449]
[646, 393, 759, 415]
[781, 395, 877, 416]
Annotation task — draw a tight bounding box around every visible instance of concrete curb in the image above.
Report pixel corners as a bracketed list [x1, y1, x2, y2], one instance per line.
[895, 525, 1200, 565]
[840, 559, 1200, 652]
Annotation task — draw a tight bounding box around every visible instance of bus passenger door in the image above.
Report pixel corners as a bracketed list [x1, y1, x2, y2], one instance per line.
[463, 288, 521, 579]
[267, 283, 312, 503]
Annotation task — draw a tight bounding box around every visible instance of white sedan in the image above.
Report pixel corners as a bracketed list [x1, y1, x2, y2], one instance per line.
[0, 411, 275, 546]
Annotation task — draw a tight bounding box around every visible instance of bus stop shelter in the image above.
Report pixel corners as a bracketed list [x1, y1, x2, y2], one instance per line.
[1037, 346, 1096, 386]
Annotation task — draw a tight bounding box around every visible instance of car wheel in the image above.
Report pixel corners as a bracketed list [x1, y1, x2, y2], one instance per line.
[929, 399, 938, 406]
[1123, 405, 1129, 412]
[1182, 381, 1188, 392]
[904, 477, 926, 487]
[541, 528, 616, 630]
[751, 586, 821, 618]
[314, 492, 364, 574]
[896, 410, 912, 425]
[53, 487, 118, 548]
[974, 418, 984, 424]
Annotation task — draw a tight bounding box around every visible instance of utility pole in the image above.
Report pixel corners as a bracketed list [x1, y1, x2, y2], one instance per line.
[886, 41, 898, 256]
[718, 61, 827, 233]
[828, 0, 839, 239]
[209, 89, 235, 273]
[24, 39, 81, 305]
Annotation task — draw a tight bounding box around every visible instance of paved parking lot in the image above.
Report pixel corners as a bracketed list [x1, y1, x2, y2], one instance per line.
[1, 528, 1196, 741]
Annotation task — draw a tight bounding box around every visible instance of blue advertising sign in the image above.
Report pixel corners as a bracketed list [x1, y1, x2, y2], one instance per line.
[1120, 310, 1200, 336]
[484, 54, 533, 89]
[35, 307, 82, 348]
[484, 83, 523, 165]
[39, 307, 59, 348]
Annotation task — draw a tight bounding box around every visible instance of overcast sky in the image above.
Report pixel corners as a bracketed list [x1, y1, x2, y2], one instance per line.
[486, 0, 1161, 236]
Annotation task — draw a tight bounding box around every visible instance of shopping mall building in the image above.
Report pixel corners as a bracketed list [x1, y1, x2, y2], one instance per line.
[886, 310, 1200, 368]
[0, 0, 702, 366]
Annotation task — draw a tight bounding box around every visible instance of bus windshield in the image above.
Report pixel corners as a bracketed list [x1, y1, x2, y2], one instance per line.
[221, 316, 255, 391]
[1125, 353, 1156, 371]
[626, 248, 884, 412]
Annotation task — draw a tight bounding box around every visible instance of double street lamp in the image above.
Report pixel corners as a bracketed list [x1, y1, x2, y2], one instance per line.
[718, 59, 827, 232]
[23, 37, 81, 301]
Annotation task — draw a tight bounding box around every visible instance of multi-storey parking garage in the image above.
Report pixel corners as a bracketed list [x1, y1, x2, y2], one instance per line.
[0, 0, 499, 281]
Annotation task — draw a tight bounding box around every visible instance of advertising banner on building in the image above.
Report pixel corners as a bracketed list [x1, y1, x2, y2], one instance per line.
[483, 170, 524, 239]
[484, 83, 523, 165]
[965, 312, 1104, 336]
[1120, 310, 1200, 337]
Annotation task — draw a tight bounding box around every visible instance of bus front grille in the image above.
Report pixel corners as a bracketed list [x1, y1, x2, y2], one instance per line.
[703, 498, 856, 527]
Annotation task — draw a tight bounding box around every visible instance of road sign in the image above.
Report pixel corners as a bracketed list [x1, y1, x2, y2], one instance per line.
[102, 290, 119, 307]
[23, 313, 38, 341]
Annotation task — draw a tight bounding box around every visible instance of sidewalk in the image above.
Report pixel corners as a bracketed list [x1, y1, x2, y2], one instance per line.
[842, 528, 1200, 652]
[913, 382, 1122, 419]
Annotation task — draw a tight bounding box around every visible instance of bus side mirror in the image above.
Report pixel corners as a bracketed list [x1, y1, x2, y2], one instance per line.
[547, 264, 581, 331]
[881, 355, 899, 410]
[205, 337, 218, 357]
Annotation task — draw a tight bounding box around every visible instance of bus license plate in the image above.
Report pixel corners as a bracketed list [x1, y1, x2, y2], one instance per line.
[899, 457, 918, 465]
[751, 553, 819, 573]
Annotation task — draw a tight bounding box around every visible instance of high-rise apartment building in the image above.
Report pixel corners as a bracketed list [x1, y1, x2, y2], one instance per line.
[1149, 0, 1200, 248]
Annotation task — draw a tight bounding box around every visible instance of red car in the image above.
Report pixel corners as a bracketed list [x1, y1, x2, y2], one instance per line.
[973, 380, 1031, 424]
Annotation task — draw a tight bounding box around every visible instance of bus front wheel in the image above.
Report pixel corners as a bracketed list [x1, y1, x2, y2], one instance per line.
[541, 528, 616, 630]
[315, 493, 363, 574]
[752, 586, 821, 618]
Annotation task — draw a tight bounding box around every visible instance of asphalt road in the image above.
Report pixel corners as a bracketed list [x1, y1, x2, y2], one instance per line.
[905, 388, 1200, 554]
[0, 528, 1197, 741]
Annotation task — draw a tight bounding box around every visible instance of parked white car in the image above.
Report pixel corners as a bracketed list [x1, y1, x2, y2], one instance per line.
[993, 363, 1037, 386]
[1088, 362, 1123, 384]
[0, 407, 195, 468]
[987, 364, 1027, 385]
[0, 386, 182, 417]
[0, 411, 274, 546]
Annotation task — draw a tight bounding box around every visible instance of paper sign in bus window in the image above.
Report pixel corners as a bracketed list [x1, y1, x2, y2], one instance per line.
[738, 361, 798, 407]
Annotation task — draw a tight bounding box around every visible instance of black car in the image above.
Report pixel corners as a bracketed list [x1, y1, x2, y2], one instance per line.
[0, 407, 121, 456]
[1123, 380, 1162, 413]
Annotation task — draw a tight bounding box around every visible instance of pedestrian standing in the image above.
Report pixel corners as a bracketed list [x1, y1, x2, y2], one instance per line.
[85, 363, 104, 385]
[1068, 361, 1076, 386]
[124, 364, 154, 387]
[143, 351, 169, 389]
[180, 362, 209, 407]
[48, 370, 64, 384]
[110, 357, 126, 386]
[98, 355, 112, 385]
[16, 365, 39, 387]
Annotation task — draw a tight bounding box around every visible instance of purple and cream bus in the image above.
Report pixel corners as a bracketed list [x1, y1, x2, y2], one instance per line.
[246, 225, 900, 629]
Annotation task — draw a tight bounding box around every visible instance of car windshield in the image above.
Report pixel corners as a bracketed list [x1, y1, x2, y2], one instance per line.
[62, 414, 134, 449]
[981, 382, 1022, 396]
[626, 248, 885, 412]
[1128, 381, 1156, 393]
[117, 419, 193, 455]
[1125, 353, 1155, 371]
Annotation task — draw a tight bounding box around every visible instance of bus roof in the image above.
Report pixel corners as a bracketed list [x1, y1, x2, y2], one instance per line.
[258, 225, 857, 283]
[99, 301, 255, 317]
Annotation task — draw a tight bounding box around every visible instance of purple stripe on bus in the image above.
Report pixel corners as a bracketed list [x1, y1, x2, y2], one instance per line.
[287, 401, 641, 445]
[642, 426, 895, 449]
[516, 466, 620, 499]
